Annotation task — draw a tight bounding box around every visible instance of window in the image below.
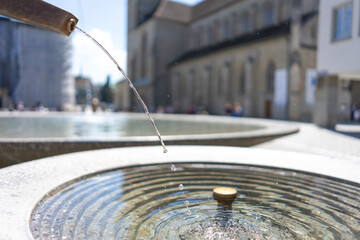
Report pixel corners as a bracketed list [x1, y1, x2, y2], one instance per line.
[240, 64, 246, 94]
[240, 12, 251, 34]
[131, 57, 136, 81]
[199, 27, 205, 47]
[179, 73, 186, 97]
[264, 3, 274, 27]
[141, 33, 147, 78]
[333, 3, 352, 41]
[217, 69, 223, 96]
[194, 30, 200, 48]
[214, 20, 221, 42]
[266, 61, 275, 93]
[223, 19, 231, 40]
[207, 26, 214, 45]
[231, 13, 237, 36]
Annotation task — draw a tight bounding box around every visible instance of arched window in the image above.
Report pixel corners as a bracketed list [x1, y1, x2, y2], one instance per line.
[266, 61, 275, 93]
[199, 27, 205, 47]
[179, 73, 186, 97]
[278, 0, 285, 21]
[195, 74, 202, 104]
[218, 64, 230, 96]
[239, 64, 246, 94]
[214, 20, 221, 42]
[231, 12, 237, 36]
[172, 73, 180, 103]
[207, 25, 214, 45]
[264, 2, 274, 27]
[189, 30, 194, 49]
[141, 32, 147, 78]
[131, 57, 136, 81]
[194, 30, 200, 48]
[217, 69, 223, 96]
[240, 11, 251, 34]
[223, 18, 231, 40]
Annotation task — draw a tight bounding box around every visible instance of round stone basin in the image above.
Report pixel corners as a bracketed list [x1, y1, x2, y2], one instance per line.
[1, 146, 359, 239]
[31, 163, 360, 239]
[0, 112, 298, 167]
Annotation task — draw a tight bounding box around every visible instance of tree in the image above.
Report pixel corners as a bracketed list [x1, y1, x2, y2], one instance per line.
[100, 75, 114, 103]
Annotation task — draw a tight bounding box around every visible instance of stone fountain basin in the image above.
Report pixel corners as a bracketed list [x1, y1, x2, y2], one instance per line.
[0, 112, 299, 167]
[0, 145, 359, 239]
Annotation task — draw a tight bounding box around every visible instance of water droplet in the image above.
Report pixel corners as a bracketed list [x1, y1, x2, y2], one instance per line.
[179, 184, 184, 190]
[187, 209, 192, 215]
[164, 186, 166, 188]
[185, 200, 189, 206]
[171, 164, 177, 172]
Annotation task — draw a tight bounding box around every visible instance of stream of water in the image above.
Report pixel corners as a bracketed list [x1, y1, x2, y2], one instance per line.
[76, 27, 168, 154]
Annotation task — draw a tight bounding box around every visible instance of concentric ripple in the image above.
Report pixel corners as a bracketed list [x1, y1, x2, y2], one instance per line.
[30, 163, 360, 240]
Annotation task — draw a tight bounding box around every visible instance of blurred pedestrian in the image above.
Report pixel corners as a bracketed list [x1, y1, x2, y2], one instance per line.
[91, 97, 99, 112]
[232, 102, 244, 117]
[17, 101, 24, 111]
[224, 102, 233, 116]
[351, 103, 357, 121]
[8, 104, 15, 111]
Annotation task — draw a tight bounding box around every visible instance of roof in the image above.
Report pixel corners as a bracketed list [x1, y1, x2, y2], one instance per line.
[153, 0, 192, 23]
[192, 0, 238, 21]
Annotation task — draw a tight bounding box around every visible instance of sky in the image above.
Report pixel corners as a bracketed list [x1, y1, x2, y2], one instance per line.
[45, 0, 204, 85]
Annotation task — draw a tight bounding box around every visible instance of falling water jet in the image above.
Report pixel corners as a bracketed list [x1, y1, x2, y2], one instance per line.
[75, 26, 168, 154]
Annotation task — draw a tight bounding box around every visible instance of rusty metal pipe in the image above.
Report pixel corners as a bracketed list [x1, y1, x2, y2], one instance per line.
[0, 0, 78, 36]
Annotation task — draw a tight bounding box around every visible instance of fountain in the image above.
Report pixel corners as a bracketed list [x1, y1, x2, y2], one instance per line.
[0, 2, 359, 240]
[0, 146, 359, 239]
[30, 162, 359, 239]
[0, 112, 298, 167]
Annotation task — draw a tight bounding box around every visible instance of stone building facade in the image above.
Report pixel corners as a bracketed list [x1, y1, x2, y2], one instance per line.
[128, 0, 319, 121]
[0, 17, 74, 110]
[75, 75, 94, 106]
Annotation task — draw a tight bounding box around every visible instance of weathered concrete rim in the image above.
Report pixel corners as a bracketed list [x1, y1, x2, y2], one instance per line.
[0, 145, 359, 239]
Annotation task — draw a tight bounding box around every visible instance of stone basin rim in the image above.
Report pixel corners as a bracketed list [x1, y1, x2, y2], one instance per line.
[0, 112, 299, 142]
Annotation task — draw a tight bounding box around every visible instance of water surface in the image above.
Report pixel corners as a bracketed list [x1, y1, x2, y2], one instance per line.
[0, 114, 259, 139]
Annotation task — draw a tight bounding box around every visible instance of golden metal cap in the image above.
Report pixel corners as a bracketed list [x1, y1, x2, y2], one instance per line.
[213, 187, 237, 200]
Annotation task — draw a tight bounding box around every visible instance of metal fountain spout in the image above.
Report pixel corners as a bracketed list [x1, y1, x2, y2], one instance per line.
[0, 0, 78, 36]
[213, 187, 237, 228]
